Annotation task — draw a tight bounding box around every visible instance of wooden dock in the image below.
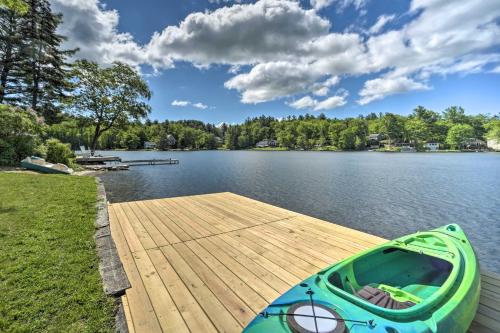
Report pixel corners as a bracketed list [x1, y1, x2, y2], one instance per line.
[122, 158, 180, 166]
[108, 192, 500, 333]
[76, 155, 121, 164]
[83, 164, 129, 171]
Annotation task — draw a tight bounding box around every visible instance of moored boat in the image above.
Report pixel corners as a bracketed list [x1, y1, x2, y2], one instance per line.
[243, 224, 480, 333]
[21, 156, 73, 175]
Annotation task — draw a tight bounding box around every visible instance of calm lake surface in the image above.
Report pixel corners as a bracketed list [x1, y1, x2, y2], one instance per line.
[98, 151, 500, 273]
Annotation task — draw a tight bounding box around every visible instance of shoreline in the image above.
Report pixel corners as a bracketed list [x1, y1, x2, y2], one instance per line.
[93, 148, 499, 153]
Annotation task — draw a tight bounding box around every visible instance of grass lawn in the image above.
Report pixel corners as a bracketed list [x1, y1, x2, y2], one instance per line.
[0, 173, 115, 332]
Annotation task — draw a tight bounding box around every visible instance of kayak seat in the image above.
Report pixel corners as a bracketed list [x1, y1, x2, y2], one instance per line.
[357, 286, 416, 310]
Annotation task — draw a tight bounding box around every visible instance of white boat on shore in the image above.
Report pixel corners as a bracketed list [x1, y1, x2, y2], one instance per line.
[21, 156, 73, 175]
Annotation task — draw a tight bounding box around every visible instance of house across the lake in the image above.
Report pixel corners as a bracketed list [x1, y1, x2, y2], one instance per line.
[256, 139, 277, 148]
[144, 141, 157, 149]
[464, 138, 486, 150]
[487, 139, 500, 151]
[367, 133, 382, 149]
[424, 142, 441, 151]
[165, 134, 176, 147]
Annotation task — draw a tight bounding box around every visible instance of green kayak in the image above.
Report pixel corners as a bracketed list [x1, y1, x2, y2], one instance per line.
[243, 224, 480, 333]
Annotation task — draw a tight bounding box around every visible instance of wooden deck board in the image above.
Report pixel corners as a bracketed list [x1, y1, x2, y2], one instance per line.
[108, 192, 500, 333]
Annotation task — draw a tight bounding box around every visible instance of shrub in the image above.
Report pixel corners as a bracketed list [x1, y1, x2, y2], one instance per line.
[45, 138, 75, 166]
[0, 105, 43, 166]
[0, 139, 16, 165]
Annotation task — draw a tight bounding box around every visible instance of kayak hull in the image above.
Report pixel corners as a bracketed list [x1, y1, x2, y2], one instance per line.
[21, 156, 73, 175]
[243, 224, 480, 333]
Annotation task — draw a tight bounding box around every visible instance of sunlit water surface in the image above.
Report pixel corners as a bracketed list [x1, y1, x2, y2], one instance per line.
[98, 151, 500, 273]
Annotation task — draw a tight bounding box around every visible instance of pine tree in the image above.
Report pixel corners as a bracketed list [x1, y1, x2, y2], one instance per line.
[0, 7, 25, 103]
[20, 0, 75, 123]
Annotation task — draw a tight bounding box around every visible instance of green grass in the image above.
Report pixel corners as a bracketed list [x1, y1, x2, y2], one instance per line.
[0, 173, 115, 333]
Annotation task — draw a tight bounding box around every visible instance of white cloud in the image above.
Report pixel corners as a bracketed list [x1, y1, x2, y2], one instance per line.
[311, 0, 367, 11]
[358, 76, 430, 105]
[50, 0, 150, 68]
[208, 0, 246, 3]
[312, 76, 340, 96]
[357, 0, 500, 102]
[172, 100, 210, 109]
[310, 0, 334, 10]
[315, 93, 348, 110]
[369, 14, 395, 34]
[172, 100, 190, 107]
[146, 0, 330, 68]
[492, 65, 500, 73]
[53, 0, 500, 107]
[288, 89, 348, 111]
[289, 96, 317, 109]
[192, 102, 208, 109]
[313, 86, 329, 96]
[225, 61, 325, 103]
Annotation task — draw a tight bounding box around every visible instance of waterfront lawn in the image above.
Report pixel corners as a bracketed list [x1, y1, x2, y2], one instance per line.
[0, 173, 115, 332]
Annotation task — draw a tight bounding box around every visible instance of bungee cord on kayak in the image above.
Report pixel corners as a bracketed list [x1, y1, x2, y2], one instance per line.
[259, 311, 373, 325]
[259, 288, 374, 333]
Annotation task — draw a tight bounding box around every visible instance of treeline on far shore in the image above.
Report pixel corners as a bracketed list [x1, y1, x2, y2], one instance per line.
[3, 104, 500, 166]
[48, 106, 499, 151]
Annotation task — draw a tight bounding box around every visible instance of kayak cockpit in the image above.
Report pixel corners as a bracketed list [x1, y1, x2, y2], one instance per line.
[322, 232, 460, 319]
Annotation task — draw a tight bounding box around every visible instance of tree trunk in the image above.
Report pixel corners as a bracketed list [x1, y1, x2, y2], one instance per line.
[0, 48, 11, 103]
[90, 123, 101, 156]
[31, 62, 39, 110]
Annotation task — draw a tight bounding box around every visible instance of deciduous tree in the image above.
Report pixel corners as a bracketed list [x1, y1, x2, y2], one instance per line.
[69, 60, 151, 154]
[446, 124, 474, 149]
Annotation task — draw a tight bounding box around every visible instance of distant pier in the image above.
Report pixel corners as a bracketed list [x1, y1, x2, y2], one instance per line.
[76, 156, 121, 165]
[76, 156, 179, 168]
[121, 158, 179, 166]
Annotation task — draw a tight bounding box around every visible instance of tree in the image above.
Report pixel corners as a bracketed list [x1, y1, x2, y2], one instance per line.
[224, 126, 240, 149]
[276, 129, 294, 149]
[339, 127, 357, 150]
[0, 7, 24, 103]
[413, 106, 440, 124]
[405, 118, 430, 147]
[446, 124, 474, 149]
[237, 132, 250, 148]
[443, 106, 467, 125]
[119, 131, 141, 149]
[381, 113, 404, 144]
[19, 0, 75, 123]
[69, 60, 151, 154]
[485, 120, 500, 140]
[0, 0, 28, 13]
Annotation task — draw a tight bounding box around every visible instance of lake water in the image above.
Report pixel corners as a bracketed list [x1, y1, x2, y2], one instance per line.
[98, 150, 500, 274]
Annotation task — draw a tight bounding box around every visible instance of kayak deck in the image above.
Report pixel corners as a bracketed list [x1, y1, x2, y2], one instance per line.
[108, 192, 500, 333]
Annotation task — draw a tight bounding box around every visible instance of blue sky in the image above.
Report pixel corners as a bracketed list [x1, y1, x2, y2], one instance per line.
[51, 0, 500, 123]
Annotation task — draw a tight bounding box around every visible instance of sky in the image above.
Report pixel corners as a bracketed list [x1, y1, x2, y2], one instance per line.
[49, 0, 500, 124]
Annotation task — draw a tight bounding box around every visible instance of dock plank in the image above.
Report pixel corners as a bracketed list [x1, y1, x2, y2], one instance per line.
[171, 242, 255, 328]
[132, 250, 190, 333]
[109, 205, 162, 333]
[197, 237, 281, 302]
[160, 245, 243, 333]
[135, 201, 181, 244]
[147, 248, 218, 333]
[109, 192, 500, 333]
[206, 235, 292, 292]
